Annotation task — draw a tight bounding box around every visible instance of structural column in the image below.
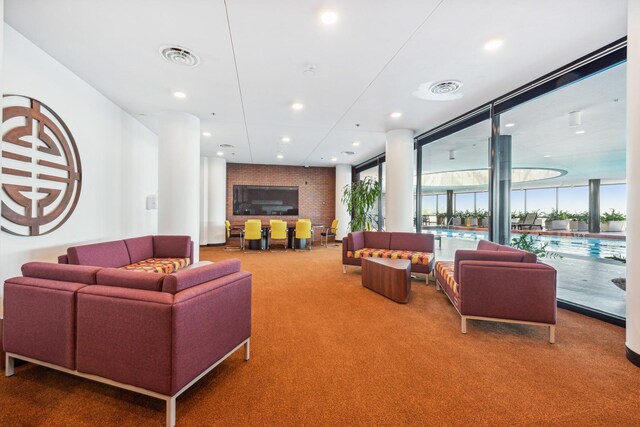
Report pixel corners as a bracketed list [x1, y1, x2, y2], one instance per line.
[207, 157, 227, 245]
[446, 190, 454, 224]
[335, 164, 352, 240]
[626, 0, 640, 367]
[158, 112, 200, 260]
[385, 129, 414, 232]
[588, 179, 601, 233]
[488, 132, 512, 245]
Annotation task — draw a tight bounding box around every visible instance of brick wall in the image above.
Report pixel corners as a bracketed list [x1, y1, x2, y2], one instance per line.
[227, 163, 335, 227]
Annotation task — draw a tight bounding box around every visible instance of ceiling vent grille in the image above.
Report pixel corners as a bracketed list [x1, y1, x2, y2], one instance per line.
[159, 45, 200, 67]
[430, 80, 462, 95]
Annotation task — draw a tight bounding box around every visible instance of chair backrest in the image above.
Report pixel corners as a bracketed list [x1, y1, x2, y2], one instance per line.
[244, 221, 262, 240]
[330, 219, 339, 233]
[299, 218, 311, 223]
[270, 221, 288, 239]
[247, 219, 261, 223]
[295, 220, 312, 239]
[523, 213, 537, 225]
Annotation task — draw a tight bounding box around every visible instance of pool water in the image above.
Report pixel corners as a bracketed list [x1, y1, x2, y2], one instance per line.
[429, 228, 626, 260]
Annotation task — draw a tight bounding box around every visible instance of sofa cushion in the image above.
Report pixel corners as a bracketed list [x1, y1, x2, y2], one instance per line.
[153, 235, 191, 259]
[436, 261, 460, 300]
[121, 257, 191, 274]
[124, 236, 154, 264]
[389, 232, 433, 252]
[22, 262, 100, 284]
[349, 248, 433, 265]
[363, 231, 391, 250]
[67, 240, 131, 268]
[97, 268, 166, 291]
[477, 240, 501, 251]
[497, 245, 537, 263]
[162, 259, 241, 294]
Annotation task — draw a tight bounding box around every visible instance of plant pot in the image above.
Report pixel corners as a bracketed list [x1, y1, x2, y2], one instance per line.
[452, 217, 462, 226]
[545, 219, 570, 231]
[481, 218, 489, 228]
[569, 220, 589, 231]
[600, 222, 609, 232]
[607, 220, 626, 232]
[468, 218, 478, 227]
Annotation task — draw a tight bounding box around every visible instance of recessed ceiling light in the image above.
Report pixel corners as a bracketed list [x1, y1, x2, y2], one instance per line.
[202, 131, 211, 137]
[352, 141, 360, 147]
[484, 38, 503, 51]
[505, 123, 515, 128]
[576, 130, 586, 134]
[277, 153, 284, 159]
[543, 155, 551, 158]
[320, 10, 338, 25]
[173, 91, 187, 99]
[390, 112, 402, 119]
[291, 103, 304, 110]
[216, 151, 224, 156]
[281, 137, 291, 143]
[330, 157, 337, 162]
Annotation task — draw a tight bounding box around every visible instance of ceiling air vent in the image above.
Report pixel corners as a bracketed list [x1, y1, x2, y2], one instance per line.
[341, 151, 355, 156]
[413, 80, 464, 101]
[159, 45, 200, 67]
[219, 144, 235, 148]
[429, 80, 462, 95]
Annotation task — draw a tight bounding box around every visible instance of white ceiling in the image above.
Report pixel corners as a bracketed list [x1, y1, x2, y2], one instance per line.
[4, 0, 628, 167]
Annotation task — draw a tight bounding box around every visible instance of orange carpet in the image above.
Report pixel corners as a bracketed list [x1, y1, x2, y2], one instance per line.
[1, 244, 639, 426]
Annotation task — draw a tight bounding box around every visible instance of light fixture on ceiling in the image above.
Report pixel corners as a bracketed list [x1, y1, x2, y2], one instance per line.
[216, 151, 224, 156]
[281, 137, 291, 143]
[303, 64, 316, 75]
[484, 38, 503, 51]
[569, 111, 582, 127]
[202, 132, 211, 137]
[543, 155, 551, 158]
[173, 91, 187, 99]
[352, 141, 360, 147]
[291, 102, 304, 110]
[330, 157, 338, 162]
[390, 112, 402, 119]
[576, 130, 586, 135]
[505, 123, 515, 128]
[449, 150, 456, 160]
[159, 45, 200, 67]
[320, 10, 338, 25]
[277, 153, 284, 159]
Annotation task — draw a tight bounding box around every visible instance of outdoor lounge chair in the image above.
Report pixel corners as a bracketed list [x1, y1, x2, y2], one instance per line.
[518, 213, 543, 230]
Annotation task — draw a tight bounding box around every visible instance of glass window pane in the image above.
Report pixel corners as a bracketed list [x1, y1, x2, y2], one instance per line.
[525, 188, 555, 215]
[601, 183, 626, 214]
[558, 186, 588, 214]
[455, 193, 474, 212]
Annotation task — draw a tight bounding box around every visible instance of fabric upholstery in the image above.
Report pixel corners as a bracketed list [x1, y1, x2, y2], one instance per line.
[476, 239, 537, 263]
[3, 278, 86, 369]
[348, 231, 365, 252]
[476, 240, 501, 251]
[294, 220, 311, 239]
[453, 250, 527, 284]
[76, 286, 174, 395]
[123, 236, 154, 264]
[363, 231, 391, 250]
[58, 254, 69, 264]
[162, 259, 242, 294]
[22, 262, 100, 285]
[389, 232, 434, 253]
[97, 268, 166, 291]
[120, 257, 190, 274]
[435, 261, 460, 307]
[153, 235, 192, 259]
[67, 240, 131, 268]
[349, 248, 433, 265]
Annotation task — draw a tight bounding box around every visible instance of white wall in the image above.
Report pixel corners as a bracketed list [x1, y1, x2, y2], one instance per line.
[0, 25, 158, 307]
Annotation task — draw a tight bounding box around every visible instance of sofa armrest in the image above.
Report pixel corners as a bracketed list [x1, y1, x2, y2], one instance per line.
[22, 261, 100, 284]
[171, 271, 252, 395]
[3, 277, 87, 369]
[453, 250, 526, 283]
[153, 235, 192, 259]
[75, 285, 174, 395]
[458, 261, 557, 324]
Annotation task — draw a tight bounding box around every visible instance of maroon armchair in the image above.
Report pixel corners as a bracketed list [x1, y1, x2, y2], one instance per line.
[435, 240, 557, 342]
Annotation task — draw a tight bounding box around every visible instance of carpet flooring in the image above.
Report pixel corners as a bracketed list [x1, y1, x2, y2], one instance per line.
[1, 244, 639, 426]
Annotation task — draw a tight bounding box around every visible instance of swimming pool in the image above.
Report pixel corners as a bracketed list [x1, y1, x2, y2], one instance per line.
[429, 228, 626, 259]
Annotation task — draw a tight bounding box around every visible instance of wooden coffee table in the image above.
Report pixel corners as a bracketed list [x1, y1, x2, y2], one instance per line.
[361, 257, 411, 303]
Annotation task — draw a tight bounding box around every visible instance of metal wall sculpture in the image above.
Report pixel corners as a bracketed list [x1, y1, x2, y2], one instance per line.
[1, 95, 82, 236]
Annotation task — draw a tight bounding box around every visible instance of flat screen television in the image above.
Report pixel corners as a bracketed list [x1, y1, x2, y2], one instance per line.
[233, 185, 299, 216]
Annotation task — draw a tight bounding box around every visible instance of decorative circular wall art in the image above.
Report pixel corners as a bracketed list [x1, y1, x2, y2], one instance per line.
[1, 95, 82, 236]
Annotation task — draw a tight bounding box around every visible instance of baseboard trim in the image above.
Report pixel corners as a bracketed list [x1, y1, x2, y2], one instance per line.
[201, 243, 225, 247]
[626, 346, 640, 368]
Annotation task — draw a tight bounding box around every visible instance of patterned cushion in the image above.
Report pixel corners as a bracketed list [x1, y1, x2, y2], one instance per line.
[120, 258, 191, 274]
[435, 261, 460, 299]
[347, 248, 433, 265]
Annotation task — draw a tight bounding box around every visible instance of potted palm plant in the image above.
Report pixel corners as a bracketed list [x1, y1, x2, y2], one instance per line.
[601, 209, 626, 232]
[545, 209, 571, 230]
[341, 177, 382, 232]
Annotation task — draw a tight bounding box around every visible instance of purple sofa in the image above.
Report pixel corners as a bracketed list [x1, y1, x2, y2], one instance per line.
[342, 231, 436, 282]
[58, 235, 195, 273]
[3, 259, 251, 427]
[435, 240, 557, 342]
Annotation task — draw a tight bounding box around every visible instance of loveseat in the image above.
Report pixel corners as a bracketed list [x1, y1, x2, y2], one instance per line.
[435, 240, 557, 342]
[58, 235, 195, 273]
[3, 259, 252, 426]
[342, 231, 435, 282]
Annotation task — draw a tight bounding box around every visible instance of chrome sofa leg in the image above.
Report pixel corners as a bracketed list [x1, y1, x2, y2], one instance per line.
[166, 396, 176, 427]
[461, 316, 467, 334]
[5, 354, 15, 376]
[342, 265, 346, 274]
[435, 279, 441, 291]
[549, 325, 556, 344]
[244, 339, 251, 361]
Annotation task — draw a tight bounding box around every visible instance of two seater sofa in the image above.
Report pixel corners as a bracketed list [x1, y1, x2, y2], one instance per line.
[435, 240, 557, 342]
[342, 231, 435, 282]
[58, 234, 195, 273]
[3, 258, 251, 427]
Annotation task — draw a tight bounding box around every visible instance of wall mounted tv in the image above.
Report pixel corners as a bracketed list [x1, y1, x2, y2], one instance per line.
[233, 185, 299, 216]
